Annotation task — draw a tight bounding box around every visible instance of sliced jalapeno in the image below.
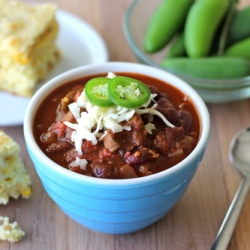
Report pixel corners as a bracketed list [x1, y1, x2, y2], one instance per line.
[108, 76, 151, 108]
[85, 77, 114, 107]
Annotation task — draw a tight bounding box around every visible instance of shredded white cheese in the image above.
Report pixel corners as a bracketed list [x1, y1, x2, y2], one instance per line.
[145, 123, 156, 134]
[63, 73, 175, 156]
[107, 72, 116, 79]
[136, 108, 175, 128]
[70, 157, 88, 170]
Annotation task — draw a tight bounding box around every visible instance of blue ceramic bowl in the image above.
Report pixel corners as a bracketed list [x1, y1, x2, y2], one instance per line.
[23, 62, 210, 234]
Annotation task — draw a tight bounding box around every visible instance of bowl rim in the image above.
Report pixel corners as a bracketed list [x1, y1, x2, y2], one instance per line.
[24, 61, 210, 186]
[123, 0, 250, 89]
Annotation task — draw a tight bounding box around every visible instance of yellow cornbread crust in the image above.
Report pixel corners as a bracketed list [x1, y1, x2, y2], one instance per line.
[0, 0, 60, 97]
[0, 216, 25, 242]
[0, 130, 32, 205]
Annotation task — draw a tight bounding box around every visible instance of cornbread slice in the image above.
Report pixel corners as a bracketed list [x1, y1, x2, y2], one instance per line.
[0, 130, 32, 205]
[0, 0, 60, 97]
[0, 216, 25, 242]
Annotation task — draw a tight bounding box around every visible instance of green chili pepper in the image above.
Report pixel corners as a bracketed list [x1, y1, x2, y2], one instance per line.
[217, 0, 237, 55]
[161, 57, 250, 79]
[144, 0, 194, 53]
[108, 76, 151, 108]
[184, 0, 229, 58]
[85, 77, 114, 107]
[166, 33, 186, 58]
[224, 37, 250, 60]
[227, 6, 250, 46]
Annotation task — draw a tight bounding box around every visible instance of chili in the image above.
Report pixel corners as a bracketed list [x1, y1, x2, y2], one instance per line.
[33, 72, 200, 179]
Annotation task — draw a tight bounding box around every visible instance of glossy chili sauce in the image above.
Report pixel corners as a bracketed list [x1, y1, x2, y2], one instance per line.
[33, 72, 200, 179]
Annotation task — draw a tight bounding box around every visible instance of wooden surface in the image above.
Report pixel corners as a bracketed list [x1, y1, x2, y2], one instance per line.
[1, 0, 250, 249]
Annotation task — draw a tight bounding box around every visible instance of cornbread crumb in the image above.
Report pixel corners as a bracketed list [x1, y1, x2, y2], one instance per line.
[0, 0, 60, 97]
[0, 130, 32, 205]
[0, 216, 25, 242]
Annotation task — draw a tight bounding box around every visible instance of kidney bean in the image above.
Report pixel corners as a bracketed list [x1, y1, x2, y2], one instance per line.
[178, 110, 192, 132]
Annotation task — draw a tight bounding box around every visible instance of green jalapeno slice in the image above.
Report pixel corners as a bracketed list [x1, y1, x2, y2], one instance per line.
[108, 76, 151, 108]
[85, 77, 114, 107]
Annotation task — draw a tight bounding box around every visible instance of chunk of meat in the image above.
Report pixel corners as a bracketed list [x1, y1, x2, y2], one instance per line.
[176, 136, 196, 151]
[62, 111, 75, 123]
[48, 121, 67, 139]
[103, 113, 148, 153]
[65, 148, 78, 163]
[46, 141, 71, 153]
[165, 126, 185, 142]
[118, 164, 138, 178]
[125, 113, 147, 147]
[81, 141, 103, 162]
[40, 130, 57, 144]
[41, 121, 73, 152]
[154, 127, 186, 156]
[154, 131, 170, 155]
[103, 130, 120, 152]
[138, 164, 153, 176]
[98, 147, 113, 159]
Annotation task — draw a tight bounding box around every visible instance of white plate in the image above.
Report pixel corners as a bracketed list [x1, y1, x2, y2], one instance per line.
[0, 10, 109, 127]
